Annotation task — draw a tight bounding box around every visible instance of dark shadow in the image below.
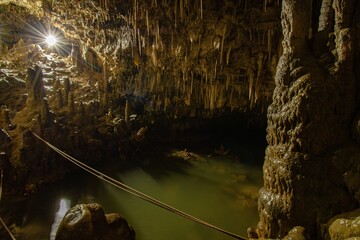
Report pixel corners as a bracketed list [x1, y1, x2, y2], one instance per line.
[139, 152, 192, 181]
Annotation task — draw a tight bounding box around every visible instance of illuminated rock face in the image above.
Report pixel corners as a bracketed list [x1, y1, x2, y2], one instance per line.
[257, 0, 360, 238]
[55, 203, 135, 240]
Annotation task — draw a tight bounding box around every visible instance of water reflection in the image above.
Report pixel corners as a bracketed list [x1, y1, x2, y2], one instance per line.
[50, 198, 71, 240]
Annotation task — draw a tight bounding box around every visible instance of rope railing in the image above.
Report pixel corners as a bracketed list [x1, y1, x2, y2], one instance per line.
[0, 168, 17, 240]
[0, 216, 16, 240]
[31, 131, 247, 240]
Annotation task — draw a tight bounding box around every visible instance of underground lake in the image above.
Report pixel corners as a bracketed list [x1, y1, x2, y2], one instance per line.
[1, 135, 265, 240]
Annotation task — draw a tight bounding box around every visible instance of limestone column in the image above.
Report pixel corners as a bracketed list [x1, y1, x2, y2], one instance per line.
[257, 0, 357, 238]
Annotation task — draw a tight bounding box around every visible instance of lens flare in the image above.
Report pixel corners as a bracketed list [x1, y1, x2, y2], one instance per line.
[45, 35, 57, 47]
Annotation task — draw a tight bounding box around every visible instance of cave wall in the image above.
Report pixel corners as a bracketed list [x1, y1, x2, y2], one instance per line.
[257, 0, 360, 238]
[0, 0, 281, 197]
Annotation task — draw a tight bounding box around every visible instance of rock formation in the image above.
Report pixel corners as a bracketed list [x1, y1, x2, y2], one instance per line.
[55, 203, 135, 240]
[257, 0, 360, 238]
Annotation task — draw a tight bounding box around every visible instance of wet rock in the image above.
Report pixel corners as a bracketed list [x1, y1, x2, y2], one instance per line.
[283, 226, 308, 240]
[25, 65, 46, 110]
[55, 203, 135, 240]
[257, 0, 358, 238]
[327, 209, 360, 240]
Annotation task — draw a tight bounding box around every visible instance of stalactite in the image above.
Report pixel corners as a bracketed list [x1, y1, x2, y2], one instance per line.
[174, 0, 178, 28]
[68, 93, 74, 114]
[264, 0, 267, 12]
[255, 52, 265, 103]
[134, 0, 137, 25]
[180, 0, 184, 21]
[214, 60, 218, 80]
[190, 71, 194, 94]
[267, 29, 272, 63]
[200, 0, 203, 19]
[125, 100, 130, 123]
[220, 26, 226, 65]
[150, 75, 155, 91]
[226, 75, 230, 91]
[171, 31, 174, 53]
[151, 45, 157, 66]
[248, 66, 255, 107]
[146, 10, 150, 36]
[137, 29, 142, 56]
[226, 46, 232, 65]
[156, 20, 160, 49]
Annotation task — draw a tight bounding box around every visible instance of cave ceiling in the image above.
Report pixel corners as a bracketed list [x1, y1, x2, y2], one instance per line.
[0, 0, 281, 120]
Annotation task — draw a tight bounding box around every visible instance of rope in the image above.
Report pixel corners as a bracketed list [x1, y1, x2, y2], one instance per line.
[31, 131, 246, 240]
[0, 216, 16, 240]
[0, 168, 16, 240]
[0, 170, 17, 240]
[0, 169, 3, 202]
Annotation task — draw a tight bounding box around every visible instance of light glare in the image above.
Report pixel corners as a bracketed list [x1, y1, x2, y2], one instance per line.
[46, 35, 57, 47]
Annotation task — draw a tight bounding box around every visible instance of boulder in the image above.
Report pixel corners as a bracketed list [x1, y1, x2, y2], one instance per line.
[55, 203, 135, 240]
[327, 208, 360, 240]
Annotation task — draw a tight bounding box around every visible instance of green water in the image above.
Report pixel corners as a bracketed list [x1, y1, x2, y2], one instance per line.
[16, 145, 263, 240]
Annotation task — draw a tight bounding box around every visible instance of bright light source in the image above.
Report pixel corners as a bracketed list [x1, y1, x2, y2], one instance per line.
[45, 35, 57, 47]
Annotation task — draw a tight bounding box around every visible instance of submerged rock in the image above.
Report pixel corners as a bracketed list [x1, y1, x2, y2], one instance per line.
[55, 203, 135, 240]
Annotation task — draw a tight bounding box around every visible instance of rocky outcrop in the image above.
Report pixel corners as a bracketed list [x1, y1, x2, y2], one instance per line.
[55, 203, 135, 240]
[257, 0, 360, 238]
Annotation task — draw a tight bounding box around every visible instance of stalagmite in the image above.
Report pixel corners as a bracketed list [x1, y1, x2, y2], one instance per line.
[68, 93, 74, 114]
[41, 99, 51, 125]
[57, 89, 63, 109]
[25, 65, 46, 109]
[1, 107, 12, 130]
[64, 78, 70, 105]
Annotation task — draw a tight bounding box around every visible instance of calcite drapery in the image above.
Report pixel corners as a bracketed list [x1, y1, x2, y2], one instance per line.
[257, 0, 359, 238]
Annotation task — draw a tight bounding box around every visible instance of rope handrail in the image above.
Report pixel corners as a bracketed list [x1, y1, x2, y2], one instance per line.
[31, 131, 247, 240]
[0, 216, 16, 240]
[0, 168, 17, 240]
